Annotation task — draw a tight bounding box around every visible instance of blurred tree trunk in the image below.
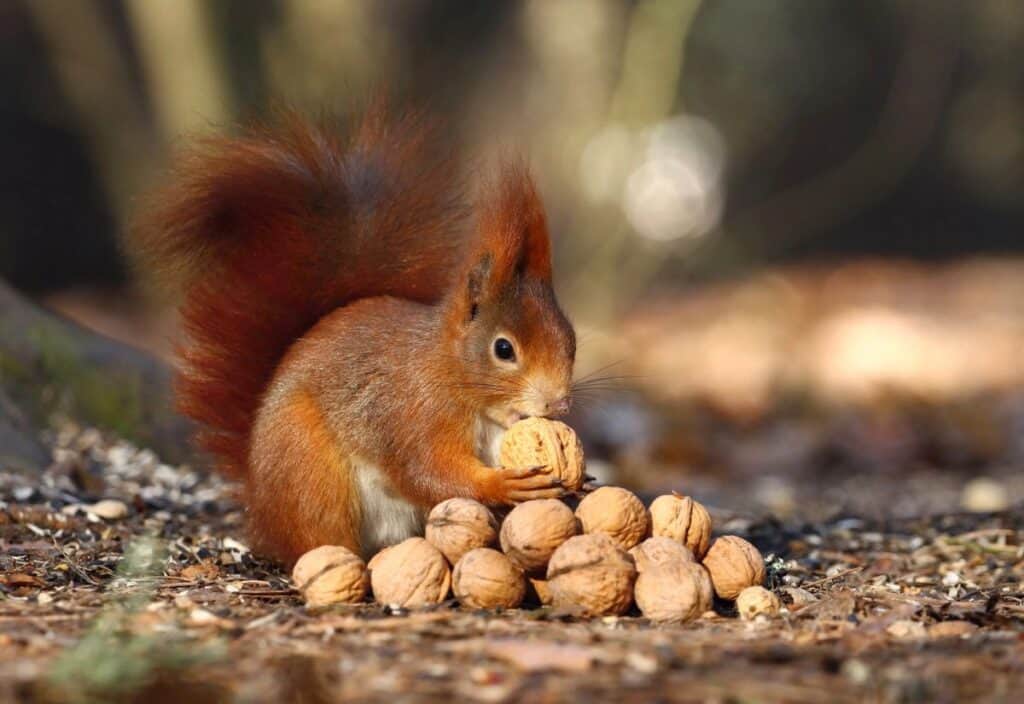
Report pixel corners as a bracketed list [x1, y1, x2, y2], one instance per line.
[0, 279, 192, 467]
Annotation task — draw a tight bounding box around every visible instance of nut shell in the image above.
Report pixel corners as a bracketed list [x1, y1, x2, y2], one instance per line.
[368, 537, 451, 607]
[499, 499, 579, 575]
[575, 486, 649, 550]
[629, 536, 695, 573]
[546, 533, 637, 616]
[425, 498, 499, 565]
[736, 586, 781, 620]
[528, 577, 553, 606]
[649, 494, 712, 558]
[635, 560, 713, 623]
[702, 535, 765, 600]
[292, 545, 368, 606]
[452, 548, 525, 609]
[499, 418, 585, 491]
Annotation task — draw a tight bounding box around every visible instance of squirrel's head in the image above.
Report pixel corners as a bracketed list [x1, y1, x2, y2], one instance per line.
[444, 163, 575, 429]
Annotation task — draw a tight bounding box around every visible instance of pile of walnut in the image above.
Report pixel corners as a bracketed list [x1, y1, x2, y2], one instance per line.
[291, 417, 776, 623]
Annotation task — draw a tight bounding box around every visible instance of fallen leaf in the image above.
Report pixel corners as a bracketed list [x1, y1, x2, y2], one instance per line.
[181, 561, 221, 582]
[1, 572, 45, 588]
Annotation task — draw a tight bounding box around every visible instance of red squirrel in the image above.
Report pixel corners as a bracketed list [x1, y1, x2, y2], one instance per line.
[135, 106, 576, 565]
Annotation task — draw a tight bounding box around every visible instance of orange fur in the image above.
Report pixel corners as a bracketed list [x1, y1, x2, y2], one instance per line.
[134, 104, 466, 479]
[248, 390, 361, 559]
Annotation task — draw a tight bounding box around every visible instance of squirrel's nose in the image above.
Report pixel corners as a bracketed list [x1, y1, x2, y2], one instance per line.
[547, 396, 571, 417]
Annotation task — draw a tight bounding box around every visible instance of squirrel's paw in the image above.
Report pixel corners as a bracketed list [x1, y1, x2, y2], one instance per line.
[494, 465, 567, 503]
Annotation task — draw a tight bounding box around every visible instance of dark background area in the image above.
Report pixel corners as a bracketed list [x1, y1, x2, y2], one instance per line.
[2, 0, 1024, 517]
[2, 0, 1022, 295]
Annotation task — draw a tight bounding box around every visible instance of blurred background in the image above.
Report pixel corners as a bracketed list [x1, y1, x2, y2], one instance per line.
[3, 0, 1024, 520]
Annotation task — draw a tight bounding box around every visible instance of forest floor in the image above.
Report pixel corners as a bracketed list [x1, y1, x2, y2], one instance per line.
[1, 422, 1023, 704]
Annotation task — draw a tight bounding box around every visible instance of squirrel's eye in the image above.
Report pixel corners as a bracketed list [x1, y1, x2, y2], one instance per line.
[493, 337, 516, 362]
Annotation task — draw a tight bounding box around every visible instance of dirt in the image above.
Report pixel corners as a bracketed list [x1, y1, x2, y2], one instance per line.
[1, 423, 1022, 704]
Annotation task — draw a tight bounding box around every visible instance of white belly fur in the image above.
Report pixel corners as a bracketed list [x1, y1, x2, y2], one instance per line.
[352, 456, 424, 556]
[476, 417, 507, 467]
[352, 418, 506, 556]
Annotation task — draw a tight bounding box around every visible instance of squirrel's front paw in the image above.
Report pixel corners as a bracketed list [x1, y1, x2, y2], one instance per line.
[491, 465, 567, 504]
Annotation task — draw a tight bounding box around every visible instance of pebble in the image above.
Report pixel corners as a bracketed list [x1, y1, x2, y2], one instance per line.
[841, 658, 871, 685]
[960, 477, 1009, 513]
[886, 620, 926, 639]
[12, 486, 37, 502]
[85, 499, 129, 520]
[625, 652, 659, 674]
[928, 621, 977, 639]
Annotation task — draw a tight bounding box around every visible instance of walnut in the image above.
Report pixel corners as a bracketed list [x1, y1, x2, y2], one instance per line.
[649, 494, 712, 558]
[499, 418, 585, 491]
[499, 499, 579, 575]
[546, 533, 637, 616]
[368, 537, 451, 607]
[452, 548, 525, 610]
[736, 586, 781, 620]
[629, 536, 695, 573]
[528, 577, 552, 606]
[574, 486, 649, 550]
[425, 498, 499, 565]
[634, 560, 713, 623]
[701, 535, 766, 600]
[291, 545, 368, 607]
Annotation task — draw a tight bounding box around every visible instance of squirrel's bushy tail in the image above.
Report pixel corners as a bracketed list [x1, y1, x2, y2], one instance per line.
[133, 105, 468, 477]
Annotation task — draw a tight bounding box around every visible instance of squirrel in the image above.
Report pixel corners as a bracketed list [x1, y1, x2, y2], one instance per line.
[134, 106, 576, 565]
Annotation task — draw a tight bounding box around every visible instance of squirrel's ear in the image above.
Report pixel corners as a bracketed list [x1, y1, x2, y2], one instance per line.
[478, 162, 552, 288]
[465, 253, 491, 321]
[446, 163, 552, 326]
[445, 252, 492, 326]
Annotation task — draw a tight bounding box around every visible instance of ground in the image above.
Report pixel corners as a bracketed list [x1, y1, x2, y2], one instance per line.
[1, 423, 1022, 704]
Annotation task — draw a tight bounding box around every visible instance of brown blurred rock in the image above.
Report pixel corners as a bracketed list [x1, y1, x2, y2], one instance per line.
[0, 279, 192, 463]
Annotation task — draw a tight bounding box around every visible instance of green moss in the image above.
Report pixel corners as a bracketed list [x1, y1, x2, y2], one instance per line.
[44, 538, 227, 704]
[9, 326, 145, 440]
[0, 349, 31, 386]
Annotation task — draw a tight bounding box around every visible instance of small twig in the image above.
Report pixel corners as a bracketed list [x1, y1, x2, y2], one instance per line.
[801, 566, 864, 590]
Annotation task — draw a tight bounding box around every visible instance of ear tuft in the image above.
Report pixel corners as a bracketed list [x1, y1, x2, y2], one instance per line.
[444, 161, 553, 328]
[465, 253, 491, 320]
[477, 161, 552, 289]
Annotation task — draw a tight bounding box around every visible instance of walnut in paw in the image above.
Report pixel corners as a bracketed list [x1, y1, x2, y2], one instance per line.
[499, 418, 585, 491]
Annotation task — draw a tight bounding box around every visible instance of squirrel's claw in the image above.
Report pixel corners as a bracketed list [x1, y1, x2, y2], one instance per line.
[497, 464, 567, 503]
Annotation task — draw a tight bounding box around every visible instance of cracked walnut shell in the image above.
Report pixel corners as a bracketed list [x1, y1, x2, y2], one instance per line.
[368, 537, 451, 607]
[736, 586, 781, 619]
[701, 535, 765, 600]
[425, 498, 499, 565]
[575, 486, 650, 550]
[499, 499, 579, 575]
[499, 418, 585, 491]
[291, 545, 368, 607]
[546, 533, 637, 616]
[649, 494, 712, 559]
[452, 548, 526, 609]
